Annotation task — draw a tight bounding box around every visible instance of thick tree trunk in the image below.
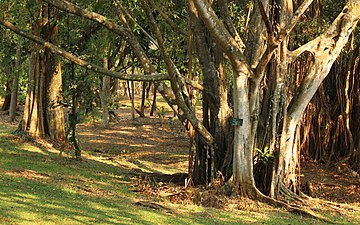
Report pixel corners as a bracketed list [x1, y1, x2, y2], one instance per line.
[268, 0, 294, 197]
[22, 5, 65, 141]
[47, 49, 65, 140]
[273, 0, 360, 196]
[188, 0, 233, 184]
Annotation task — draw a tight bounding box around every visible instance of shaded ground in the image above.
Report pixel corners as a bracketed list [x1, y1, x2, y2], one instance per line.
[301, 161, 360, 206]
[1, 98, 359, 218]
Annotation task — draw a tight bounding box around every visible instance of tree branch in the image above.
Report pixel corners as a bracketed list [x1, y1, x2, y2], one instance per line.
[277, 0, 314, 42]
[254, 0, 314, 78]
[193, 0, 253, 76]
[143, 0, 214, 144]
[287, 40, 317, 62]
[218, 0, 243, 49]
[288, 0, 360, 120]
[0, 17, 169, 82]
[257, 1, 273, 37]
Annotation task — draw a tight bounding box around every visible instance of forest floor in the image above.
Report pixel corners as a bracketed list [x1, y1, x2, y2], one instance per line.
[0, 98, 359, 224]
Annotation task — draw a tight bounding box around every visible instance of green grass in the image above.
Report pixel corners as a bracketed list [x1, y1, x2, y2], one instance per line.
[0, 124, 358, 224]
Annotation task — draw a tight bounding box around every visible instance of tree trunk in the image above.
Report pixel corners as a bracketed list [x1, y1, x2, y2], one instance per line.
[273, 0, 360, 196]
[139, 81, 147, 117]
[188, 0, 233, 184]
[22, 5, 65, 141]
[1, 82, 11, 111]
[150, 85, 157, 116]
[9, 44, 20, 122]
[101, 52, 111, 128]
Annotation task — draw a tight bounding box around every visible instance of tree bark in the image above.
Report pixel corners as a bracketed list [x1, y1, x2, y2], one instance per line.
[1, 82, 11, 111]
[101, 51, 111, 128]
[9, 44, 21, 122]
[274, 0, 360, 196]
[21, 5, 65, 141]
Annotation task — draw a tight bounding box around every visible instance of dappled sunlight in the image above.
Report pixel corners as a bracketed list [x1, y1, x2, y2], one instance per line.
[5, 169, 51, 180]
[1, 101, 359, 224]
[18, 143, 49, 155]
[0, 120, 358, 224]
[77, 116, 189, 174]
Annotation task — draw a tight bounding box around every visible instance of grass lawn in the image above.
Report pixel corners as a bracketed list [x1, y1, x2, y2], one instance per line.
[0, 123, 359, 224]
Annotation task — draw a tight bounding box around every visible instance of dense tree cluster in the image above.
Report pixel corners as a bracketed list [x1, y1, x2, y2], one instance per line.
[0, 0, 359, 211]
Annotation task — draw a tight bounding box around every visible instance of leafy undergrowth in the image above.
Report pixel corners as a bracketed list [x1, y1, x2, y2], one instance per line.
[0, 111, 359, 224]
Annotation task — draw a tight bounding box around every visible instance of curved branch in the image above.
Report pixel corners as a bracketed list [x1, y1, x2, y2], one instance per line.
[255, 0, 314, 78]
[0, 17, 169, 82]
[277, 0, 314, 42]
[287, 40, 317, 63]
[142, 0, 214, 144]
[193, 0, 253, 76]
[218, 0, 243, 48]
[288, 0, 360, 121]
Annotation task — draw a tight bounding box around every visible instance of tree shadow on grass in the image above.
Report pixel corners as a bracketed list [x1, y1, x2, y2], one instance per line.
[0, 135, 262, 225]
[0, 130, 222, 225]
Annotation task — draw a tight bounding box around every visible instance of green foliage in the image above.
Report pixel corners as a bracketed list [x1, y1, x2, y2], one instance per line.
[290, 17, 329, 50]
[255, 146, 274, 164]
[156, 106, 167, 119]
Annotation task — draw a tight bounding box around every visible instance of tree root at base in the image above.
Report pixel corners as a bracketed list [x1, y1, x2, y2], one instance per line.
[247, 185, 338, 224]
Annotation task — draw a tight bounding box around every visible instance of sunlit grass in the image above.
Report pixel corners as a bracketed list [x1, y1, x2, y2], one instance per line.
[0, 123, 358, 224]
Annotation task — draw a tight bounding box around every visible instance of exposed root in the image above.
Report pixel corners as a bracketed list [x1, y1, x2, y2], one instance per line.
[250, 185, 336, 224]
[299, 192, 360, 213]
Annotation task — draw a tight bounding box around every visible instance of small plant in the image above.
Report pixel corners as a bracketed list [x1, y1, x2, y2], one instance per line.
[156, 106, 166, 119]
[255, 146, 274, 164]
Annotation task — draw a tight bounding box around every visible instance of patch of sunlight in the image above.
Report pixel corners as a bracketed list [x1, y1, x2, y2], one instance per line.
[131, 209, 181, 225]
[129, 143, 155, 148]
[18, 143, 48, 155]
[104, 130, 132, 135]
[135, 159, 180, 174]
[82, 152, 118, 166]
[352, 209, 360, 222]
[15, 193, 39, 201]
[114, 159, 143, 170]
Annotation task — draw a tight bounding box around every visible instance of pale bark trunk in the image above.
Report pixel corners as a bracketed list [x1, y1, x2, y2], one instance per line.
[47, 52, 65, 141]
[274, 0, 360, 196]
[47, 22, 65, 141]
[9, 45, 20, 122]
[28, 51, 44, 138]
[232, 70, 255, 196]
[269, 0, 293, 197]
